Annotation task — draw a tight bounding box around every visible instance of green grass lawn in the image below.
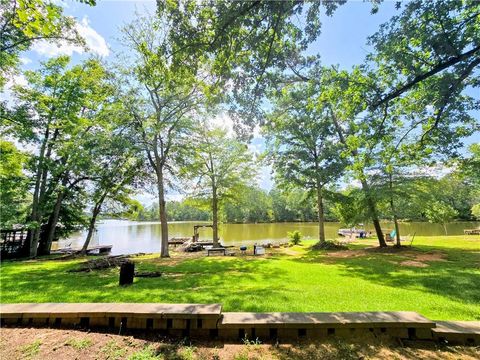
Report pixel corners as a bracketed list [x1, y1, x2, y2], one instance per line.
[1, 235, 479, 320]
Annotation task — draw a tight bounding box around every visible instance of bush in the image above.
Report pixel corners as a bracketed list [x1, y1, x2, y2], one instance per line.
[288, 230, 302, 245]
[472, 203, 480, 220]
[311, 240, 348, 251]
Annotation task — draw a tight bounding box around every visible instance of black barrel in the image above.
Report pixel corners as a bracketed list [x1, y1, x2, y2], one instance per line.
[119, 261, 135, 286]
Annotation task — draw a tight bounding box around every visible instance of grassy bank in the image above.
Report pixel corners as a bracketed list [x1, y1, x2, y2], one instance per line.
[1, 236, 479, 320]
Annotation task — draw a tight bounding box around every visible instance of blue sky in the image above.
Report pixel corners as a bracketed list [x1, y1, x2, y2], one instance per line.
[6, 1, 479, 201]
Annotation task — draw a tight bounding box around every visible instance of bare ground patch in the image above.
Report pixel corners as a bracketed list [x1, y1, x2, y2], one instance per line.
[326, 249, 366, 258]
[414, 252, 447, 262]
[400, 260, 429, 268]
[1, 327, 479, 360]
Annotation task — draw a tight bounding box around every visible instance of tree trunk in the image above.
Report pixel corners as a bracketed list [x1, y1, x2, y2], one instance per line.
[316, 182, 326, 244]
[391, 204, 401, 247]
[38, 176, 69, 255]
[443, 223, 448, 235]
[360, 178, 387, 247]
[330, 110, 386, 247]
[81, 202, 102, 254]
[29, 126, 51, 257]
[388, 172, 401, 247]
[30, 128, 60, 257]
[38, 191, 64, 255]
[212, 184, 219, 247]
[156, 167, 169, 258]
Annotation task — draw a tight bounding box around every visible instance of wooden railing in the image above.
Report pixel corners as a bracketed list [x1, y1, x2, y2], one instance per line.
[0, 228, 30, 259]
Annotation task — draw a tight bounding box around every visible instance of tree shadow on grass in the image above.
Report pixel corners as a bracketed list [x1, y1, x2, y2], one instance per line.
[294, 245, 480, 306]
[0, 254, 289, 309]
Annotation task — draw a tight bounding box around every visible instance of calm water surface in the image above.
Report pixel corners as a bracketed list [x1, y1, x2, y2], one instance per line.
[61, 220, 480, 255]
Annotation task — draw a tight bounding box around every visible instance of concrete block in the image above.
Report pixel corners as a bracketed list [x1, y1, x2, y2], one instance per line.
[172, 319, 187, 329]
[278, 328, 300, 339]
[386, 327, 409, 338]
[415, 328, 433, 340]
[89, 317, 109, 328]
[305, 328, 328, 339]
[127, 317, 145, 329]
[153, 318, 167, 330]
[201, 318, 218, 329]
[2, 317, 20, 325]
[60, 317, 80, 327]
[252, 328, 269, 340]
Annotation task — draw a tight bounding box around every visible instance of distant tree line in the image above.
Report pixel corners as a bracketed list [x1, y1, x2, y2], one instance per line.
[130, 164, 480, 225]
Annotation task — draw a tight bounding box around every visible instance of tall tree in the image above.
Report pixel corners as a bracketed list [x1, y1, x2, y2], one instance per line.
[119, 13, 215, 257]
[182, 124, 255, 247]
[265, 80, 346, 244]
[310, 66, 389, 247]
[5, 56, 113, 256]
[81, 132, 141, 254]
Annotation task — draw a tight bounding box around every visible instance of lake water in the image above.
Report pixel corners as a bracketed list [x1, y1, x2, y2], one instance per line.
[61, 220, 480, 255]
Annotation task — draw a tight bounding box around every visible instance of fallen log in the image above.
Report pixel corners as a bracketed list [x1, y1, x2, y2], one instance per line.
[68, 255, 130, 272]
[134, 271, 162, 278]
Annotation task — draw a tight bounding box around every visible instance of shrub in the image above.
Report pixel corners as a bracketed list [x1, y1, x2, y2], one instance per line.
[311, 240, 348, 251]
[472, 203, 480, 220]
[288, 230, 302, 245]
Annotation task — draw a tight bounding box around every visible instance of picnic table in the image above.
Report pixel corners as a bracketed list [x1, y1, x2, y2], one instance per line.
[207, 247, 226, 256]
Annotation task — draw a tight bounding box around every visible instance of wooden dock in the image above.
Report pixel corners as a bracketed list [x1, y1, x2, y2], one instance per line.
[53, 245, 112, 255]
[86, 245, 112, 254]
[0, 229, 29, 259]
[4, 303, 478, 344]
[168, 238, 191, 246]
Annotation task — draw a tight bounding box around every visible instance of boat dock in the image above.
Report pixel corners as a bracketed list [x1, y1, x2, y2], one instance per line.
[464, 229, 480, 235]
[54, 245, 112, 255]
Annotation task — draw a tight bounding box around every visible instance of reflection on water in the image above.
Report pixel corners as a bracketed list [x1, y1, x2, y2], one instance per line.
[61, 220, 480, 255]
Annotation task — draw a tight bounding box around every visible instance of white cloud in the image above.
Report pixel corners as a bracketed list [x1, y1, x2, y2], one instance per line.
[0, 73, 28, 106]
[76, 17, 109, 56]
[210, 112, 235, 135]
[32, 16, 109, 58]
[20, 57, 32, 65]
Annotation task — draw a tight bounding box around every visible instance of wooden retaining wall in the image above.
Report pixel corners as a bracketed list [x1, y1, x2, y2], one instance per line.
[1, 303, 478, 345]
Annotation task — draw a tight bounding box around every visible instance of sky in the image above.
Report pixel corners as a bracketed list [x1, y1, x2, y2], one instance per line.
[4, 0, 479, 203]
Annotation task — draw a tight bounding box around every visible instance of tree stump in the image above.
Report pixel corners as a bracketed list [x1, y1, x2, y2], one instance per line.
[119, 261, 135, 286]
